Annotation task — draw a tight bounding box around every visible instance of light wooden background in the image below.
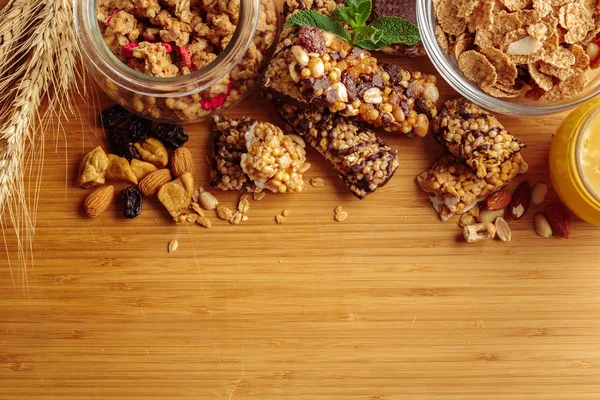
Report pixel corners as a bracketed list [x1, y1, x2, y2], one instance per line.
[1, 1, 600, 399]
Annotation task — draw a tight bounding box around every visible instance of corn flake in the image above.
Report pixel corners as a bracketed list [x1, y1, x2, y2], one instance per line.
[559, 3, 594, 44]
[435, 26, 450, 55]
[454, 33, 474, 59]
[501, 0, 530, 12]
[479, 47, 518, 86]
[528, 62, 554, 91]
[458, 50, 498, 88]
[437, 0, 467, 36]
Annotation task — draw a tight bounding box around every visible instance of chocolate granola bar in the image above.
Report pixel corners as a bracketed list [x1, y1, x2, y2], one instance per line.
[262, 25, 439, 137]
[276, 99, 399, 199]
[283, 0, 426, 57]
[432, 99, 526, 179]
[417, 153, 529, 220]
[211, 115, 310, 193]
[211, 115, 259, 192]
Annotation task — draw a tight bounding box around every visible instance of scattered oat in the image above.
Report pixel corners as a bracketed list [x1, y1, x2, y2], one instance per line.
[334, 211, 348, 222]
[242, 215, 249, 222]
[192, 189, 200, 203]
[216, 205, 233, 220]
[282, 209, 290, 217]
[168, 239, 178, 253]
[334, 205, 344, 214]
[197, 216, 212, 228]
[310, 177, 325, 187]
[238, 195, 251, 214]
[186, 213, 199, 223]
[191, 202, 205, 217]
[253, 191, 266, 201]
[275, 214, 286, 224]
[175, 215, 186, 223]
[229, 211, 243, 224]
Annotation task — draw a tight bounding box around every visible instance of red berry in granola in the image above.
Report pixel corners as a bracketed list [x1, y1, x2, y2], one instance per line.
[122, 42, 139, 58]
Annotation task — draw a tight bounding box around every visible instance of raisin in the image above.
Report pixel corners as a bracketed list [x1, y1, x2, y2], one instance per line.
[128, 116, 152, 142]
[381, 63, 404, 85]
[297, 25, 325, 54]
[99, 105, 129, 129]
[121, 186, 143, 219]
[341, 72, 357, 101]
[108, 127, 139, 161]
[153, 123, 188, 149]
[414, 98, 433, 120]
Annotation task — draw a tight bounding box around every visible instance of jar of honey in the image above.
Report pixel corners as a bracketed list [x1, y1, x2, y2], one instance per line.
[550, 98, 600, 226]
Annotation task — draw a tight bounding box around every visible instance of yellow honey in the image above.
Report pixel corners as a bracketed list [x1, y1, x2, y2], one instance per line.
[550, 99, 600, 225]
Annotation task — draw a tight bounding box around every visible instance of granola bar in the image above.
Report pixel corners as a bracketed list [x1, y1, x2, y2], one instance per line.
[417, 153, 529, 220]
[210, 115, 310, 193]
[262, 25, 439, 137]
[211, 115, 259, 192]
[432, 99, 526, 179]
[276, 99, 399, 199]
[282, 0, 426, 57]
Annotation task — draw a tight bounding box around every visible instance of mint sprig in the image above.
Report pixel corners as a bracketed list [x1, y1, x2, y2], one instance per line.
[284, 0, 420, 50]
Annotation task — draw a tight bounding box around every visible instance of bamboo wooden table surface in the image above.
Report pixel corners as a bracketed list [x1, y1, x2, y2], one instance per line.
[2, 2, 600, 399]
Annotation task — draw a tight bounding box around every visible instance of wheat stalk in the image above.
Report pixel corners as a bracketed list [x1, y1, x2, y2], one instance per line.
[0, 0, 83, 293]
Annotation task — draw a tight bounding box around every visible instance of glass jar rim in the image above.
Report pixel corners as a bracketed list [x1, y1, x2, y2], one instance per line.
[73, 0, 261, 98]
[574, 105, 600, 206]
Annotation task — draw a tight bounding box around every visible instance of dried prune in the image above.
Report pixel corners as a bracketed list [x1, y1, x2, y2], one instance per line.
[99, 105, 129, 129]
[297, 26, 325, 54]
[153, 123, 188, 149]
[108, 127, 139, 161]
[128, 116, 152, 142]
[121, 186, 143, 219]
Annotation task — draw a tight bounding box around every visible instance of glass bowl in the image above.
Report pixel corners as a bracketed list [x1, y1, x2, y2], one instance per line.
[416, 0, 600, 116]
[74, 0, 279, 123]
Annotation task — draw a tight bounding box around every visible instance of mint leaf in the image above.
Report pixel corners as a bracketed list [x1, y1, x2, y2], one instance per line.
[338, 0, 371, 28]
[285, 10, 351, 42]
[352, 33, 380, 51]
[331, 7, 355, 26]
[369, 16, 420, 47]
[354, 25, 378, 42]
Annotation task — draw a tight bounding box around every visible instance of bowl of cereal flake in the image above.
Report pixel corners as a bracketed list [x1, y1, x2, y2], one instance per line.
[74, 0, 279, 123]
[417, 0, 600, 116]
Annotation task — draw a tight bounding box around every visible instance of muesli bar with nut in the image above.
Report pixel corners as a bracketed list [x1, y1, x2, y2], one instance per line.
[282, 0, 426, 57]
[417, 153, 529, 220]
[432, 99, 526, 179]
[276, 99, 399, 199]
[262, 25, 439, 137]
[211, 115, 310, 193]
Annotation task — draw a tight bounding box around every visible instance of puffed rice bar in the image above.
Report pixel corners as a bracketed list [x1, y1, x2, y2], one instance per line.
[276, 99, 399, 199]
[262, 25, 439, 137]
[432, 99, 526, 179]
[417, 153, 529, 220]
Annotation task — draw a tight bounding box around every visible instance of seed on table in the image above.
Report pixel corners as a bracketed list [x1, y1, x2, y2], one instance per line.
[334, 205, 344, 214]
[253, 191, 266, 201]
[310, 177, 325, 187]
[275, 215, 286, 224]
[168, 239, 178, 253]
[197, 217, 212, 228]
[282, 209, 290, 217]
[334, 211, 348, 222]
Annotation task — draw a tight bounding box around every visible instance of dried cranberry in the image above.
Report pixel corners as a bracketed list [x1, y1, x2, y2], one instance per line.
[179, 46, 195, 71]
[121, 186, 143, 219]
[297, 26, 325, 53]
[161, 43, 173, 53]
[153, 123, 188, 149]
[128, 116, 152, 142]
[122, 42, 139, 58]
[99, 105, 129, 129]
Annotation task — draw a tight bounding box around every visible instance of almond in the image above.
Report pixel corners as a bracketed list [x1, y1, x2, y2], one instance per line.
[486, 190, 512, 211]
[139, 169, 172, 196]
[507, 181, 531, 220]
[545, 204, 571, 239]
[171, 147, 194, 178]
[84, 185, 114, 218]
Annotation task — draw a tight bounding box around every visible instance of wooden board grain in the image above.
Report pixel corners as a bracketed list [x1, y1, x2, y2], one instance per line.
[1, 1, 600, 399]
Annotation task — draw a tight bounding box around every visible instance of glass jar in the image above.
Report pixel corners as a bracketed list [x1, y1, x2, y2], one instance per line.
[550, 98, 600, 226]
[73, 0, 279, 123]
